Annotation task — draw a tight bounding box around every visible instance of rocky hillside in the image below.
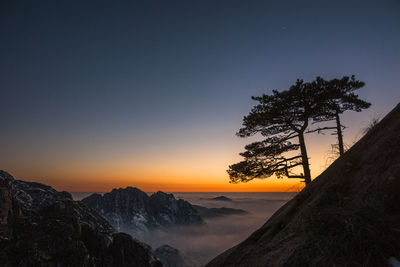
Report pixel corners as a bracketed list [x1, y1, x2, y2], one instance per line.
[207, 104, 400, 267]
[154, 245, 188, 267]
[0, 171, 162, 267]
[82, 188, 203, 232]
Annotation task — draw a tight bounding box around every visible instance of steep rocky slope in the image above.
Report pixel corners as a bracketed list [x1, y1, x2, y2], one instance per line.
[154, 245, 188, 267]
[0, 171, 162, 267]
[82, 188, 203, 232]
[207, 104, 400, 267]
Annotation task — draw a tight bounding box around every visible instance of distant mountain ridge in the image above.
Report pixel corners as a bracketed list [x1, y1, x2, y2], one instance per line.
[210, 196, 232, 201]
[82, 187, 203, 232]
[0, 171, 162, 267]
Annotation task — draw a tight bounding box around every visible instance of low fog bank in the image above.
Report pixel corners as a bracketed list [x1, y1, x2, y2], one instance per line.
[71, 192, 295, 266]
[132, 193, 295, 266]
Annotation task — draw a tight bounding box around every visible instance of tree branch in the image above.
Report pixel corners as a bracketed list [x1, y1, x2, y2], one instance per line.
[306, 126, 336, 134]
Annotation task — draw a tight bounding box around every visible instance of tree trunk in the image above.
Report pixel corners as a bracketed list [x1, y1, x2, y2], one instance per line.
[298, 132, 312, 185]
[335, 112, 344, 156]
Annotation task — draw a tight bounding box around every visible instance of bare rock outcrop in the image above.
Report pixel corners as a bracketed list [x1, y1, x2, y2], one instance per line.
[82, 188, 203, 232]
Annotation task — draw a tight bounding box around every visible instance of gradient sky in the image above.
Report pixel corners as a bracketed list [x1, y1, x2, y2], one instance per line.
[1, 0, 399, 192]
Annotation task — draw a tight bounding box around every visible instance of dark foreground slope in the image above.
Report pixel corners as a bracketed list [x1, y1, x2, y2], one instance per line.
[207, 104, 400, 267]
[0, 171, 162, 267]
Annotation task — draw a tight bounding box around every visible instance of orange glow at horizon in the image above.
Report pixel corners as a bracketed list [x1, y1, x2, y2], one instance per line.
[2, 114, 367, 193]
[16, 173, 307, 193]
[9, 161, 326, 193]
[4, 138, 339, 193]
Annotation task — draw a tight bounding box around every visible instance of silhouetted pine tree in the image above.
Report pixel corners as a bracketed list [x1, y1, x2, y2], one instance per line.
[311, 75, 371, 156]
[228, 80, 318, 186]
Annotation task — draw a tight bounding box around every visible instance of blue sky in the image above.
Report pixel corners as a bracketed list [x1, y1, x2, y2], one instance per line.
[1, 0, 399, 191]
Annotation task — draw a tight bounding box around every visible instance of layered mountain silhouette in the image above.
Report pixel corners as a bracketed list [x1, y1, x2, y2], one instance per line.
[82, 188, 248, 233]
[0, 171, 162, 267]
[207, 104, 400, 266]
[82, 188, 203, 232]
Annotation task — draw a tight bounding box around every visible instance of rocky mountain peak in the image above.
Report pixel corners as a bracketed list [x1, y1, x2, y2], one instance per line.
[150, 191, 174, 201]
[0, 171, 162, 267]
[82, 187, 203, 232]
